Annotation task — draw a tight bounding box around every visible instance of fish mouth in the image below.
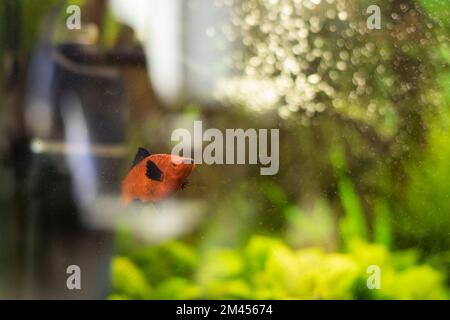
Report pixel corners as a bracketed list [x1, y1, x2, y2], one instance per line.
[182, 162, 195, 175]
[177, 157, 194, 164]
[178, 160, 194, 185]
[182, 167, 193, 181]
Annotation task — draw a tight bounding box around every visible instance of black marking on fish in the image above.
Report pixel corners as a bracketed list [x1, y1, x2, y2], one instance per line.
[146, 159, 163, 181]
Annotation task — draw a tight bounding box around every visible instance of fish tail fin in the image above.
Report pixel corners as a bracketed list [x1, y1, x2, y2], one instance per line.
[121, 181, 133, 206]
[122, 193, 133, 206]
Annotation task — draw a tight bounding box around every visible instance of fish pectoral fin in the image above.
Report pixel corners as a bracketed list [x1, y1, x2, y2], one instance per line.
[131, 147, 151, 168]
[146, 159, 163, 181]
[181, 180, 189, 190]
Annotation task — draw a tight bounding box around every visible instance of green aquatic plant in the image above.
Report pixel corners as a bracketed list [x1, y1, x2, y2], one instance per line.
[108, 236, 448, 300]
[109, 257, 152, 300]
[330, 145, 368, 245]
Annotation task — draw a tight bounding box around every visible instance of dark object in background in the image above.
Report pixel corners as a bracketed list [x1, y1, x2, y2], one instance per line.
[23, 42, 130, 298]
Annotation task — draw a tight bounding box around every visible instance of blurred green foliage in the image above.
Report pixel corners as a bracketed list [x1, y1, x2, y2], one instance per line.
[330, 146, 369, 246]
[109, 118, 450, 299]
[400, 110, 450, 251]
[108, 236, 448, 300]
[2, 0, 448, 300]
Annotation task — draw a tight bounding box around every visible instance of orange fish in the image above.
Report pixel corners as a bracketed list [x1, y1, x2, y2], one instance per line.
[121, 147, 195, 205]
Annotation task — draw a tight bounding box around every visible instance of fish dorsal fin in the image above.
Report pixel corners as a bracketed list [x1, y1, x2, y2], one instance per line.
[146, 159, 163, 181]
[132, 147, 151, 168]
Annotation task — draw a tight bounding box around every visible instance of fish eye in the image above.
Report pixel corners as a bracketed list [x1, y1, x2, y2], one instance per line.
[172, 162, 177, 167]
